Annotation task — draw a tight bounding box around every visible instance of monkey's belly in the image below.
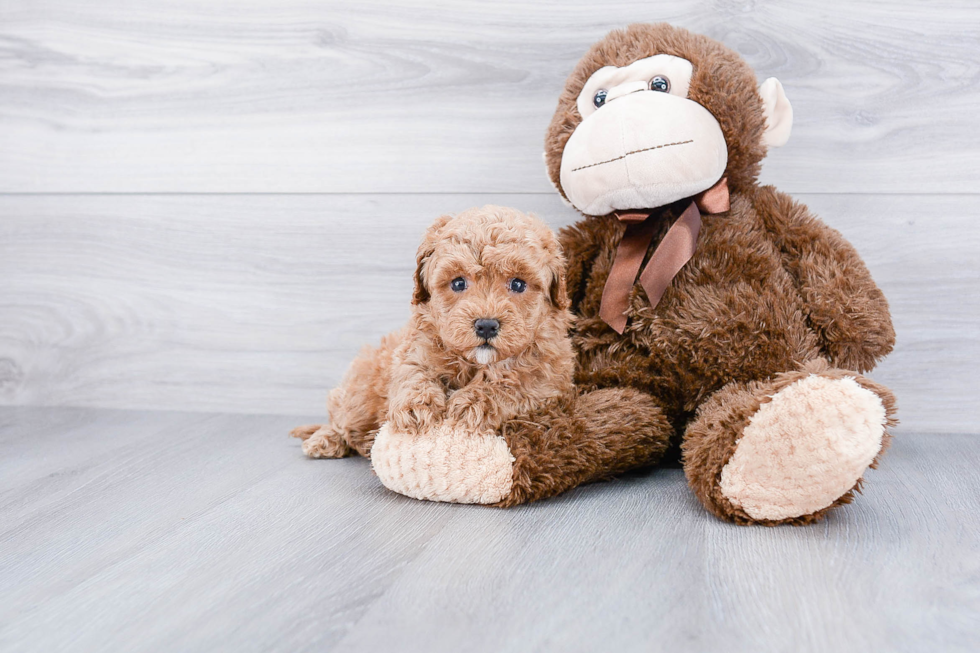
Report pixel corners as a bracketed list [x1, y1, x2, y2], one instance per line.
[371, 422, 515, 504]
[577, 281, 818, 414]
[663, 288, 815, 378]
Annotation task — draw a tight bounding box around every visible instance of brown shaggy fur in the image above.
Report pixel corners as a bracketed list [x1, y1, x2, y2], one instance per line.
[498, 386, 671, 507]
[543, 23, 898, 525]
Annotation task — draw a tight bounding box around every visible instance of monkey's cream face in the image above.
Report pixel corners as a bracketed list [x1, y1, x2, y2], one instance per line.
[559, 54, 729, 216]
[425, 241, 556, 366]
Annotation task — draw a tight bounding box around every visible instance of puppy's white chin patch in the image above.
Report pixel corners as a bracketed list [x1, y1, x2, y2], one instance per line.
[474, 345, 496, 365]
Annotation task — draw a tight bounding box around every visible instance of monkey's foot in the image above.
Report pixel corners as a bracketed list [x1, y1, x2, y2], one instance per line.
[371, 422, 515, 504]
[684, 361, 897, 525]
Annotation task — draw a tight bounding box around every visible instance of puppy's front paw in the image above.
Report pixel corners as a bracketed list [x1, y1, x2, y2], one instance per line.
[388, 387, 445, 434]
[391, 406, 442, 433]
[446, 390, 499, 432]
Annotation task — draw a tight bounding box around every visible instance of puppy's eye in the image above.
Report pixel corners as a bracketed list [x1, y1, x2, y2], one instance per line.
[593, 89, 607, 108]
[450, 277, 467, 292]
[650, 76, 670, 92]
[509, 278, 527, 293]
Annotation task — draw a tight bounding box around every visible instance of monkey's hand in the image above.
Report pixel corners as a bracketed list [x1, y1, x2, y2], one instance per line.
[756, 186, 895, 372]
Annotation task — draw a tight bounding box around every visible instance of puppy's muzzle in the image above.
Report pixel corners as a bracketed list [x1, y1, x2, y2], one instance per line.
[474, 318, 500, 340]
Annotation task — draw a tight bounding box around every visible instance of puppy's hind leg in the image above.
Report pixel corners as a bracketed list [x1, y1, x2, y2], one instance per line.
[289, 391, 353, 458]
[294, 422, 353, 459]
[292, 334, 400, 459]
[293, 384, 372, 459]
[290, 424, 325, 440]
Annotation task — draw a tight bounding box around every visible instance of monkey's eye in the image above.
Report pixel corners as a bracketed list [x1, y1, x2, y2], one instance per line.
[650, 76, 670, 92]
[509, 278, 527, 293]
[450, 277, 467, 292]
[593, 89, 608, 108]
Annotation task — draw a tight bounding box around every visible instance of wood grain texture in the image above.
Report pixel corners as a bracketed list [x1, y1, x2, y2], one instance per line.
[0, 192, 977, 432]
[0, 407, 978, 652]
[0, 0, 977, 193]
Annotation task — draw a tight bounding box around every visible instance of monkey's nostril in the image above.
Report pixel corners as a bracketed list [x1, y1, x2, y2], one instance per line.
[474, 318, 500, 340]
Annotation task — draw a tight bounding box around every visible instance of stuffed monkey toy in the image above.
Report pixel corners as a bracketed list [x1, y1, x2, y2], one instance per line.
[541, 23, 897, 524]
[302, 23, 897, 526]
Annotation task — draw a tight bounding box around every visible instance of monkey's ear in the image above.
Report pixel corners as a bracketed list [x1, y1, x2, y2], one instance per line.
[412, 214, 453, 305]
[759, 77, 793, 148]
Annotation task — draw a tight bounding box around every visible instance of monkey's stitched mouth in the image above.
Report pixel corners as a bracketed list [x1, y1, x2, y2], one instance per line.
[571, 139, 694, 172]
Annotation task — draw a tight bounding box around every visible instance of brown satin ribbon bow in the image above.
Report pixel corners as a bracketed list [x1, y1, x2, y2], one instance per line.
[599, 177, 730, 334]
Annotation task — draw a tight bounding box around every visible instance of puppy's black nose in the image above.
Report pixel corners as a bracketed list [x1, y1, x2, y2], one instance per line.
[474, 318, 500, 340]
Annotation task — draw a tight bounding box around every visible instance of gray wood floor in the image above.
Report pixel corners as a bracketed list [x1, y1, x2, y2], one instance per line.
[1, 406, 978, 652]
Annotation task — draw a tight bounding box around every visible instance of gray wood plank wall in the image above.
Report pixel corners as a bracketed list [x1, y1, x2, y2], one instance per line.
[1, 1, 978, 432]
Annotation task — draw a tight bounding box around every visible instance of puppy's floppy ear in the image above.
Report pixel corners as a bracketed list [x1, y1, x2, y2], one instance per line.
[546, 251, 570, 310]
[413, 214, 453, 305]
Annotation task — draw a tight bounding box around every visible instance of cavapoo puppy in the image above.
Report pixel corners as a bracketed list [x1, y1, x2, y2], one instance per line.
[292, 205, 574, 460]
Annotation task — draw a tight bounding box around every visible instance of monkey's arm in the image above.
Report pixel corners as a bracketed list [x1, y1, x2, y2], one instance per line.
[558, 218, 605, 313]
[754, 186, 895, 372]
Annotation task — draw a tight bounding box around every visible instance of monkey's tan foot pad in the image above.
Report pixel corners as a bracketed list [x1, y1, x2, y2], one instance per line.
[719, 375, 888, 522]
[372, 422, 515, 504]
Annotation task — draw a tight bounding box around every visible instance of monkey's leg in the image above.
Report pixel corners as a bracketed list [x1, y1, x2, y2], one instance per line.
[682, 359, 897, 525]
[495, 387, 673, 507]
